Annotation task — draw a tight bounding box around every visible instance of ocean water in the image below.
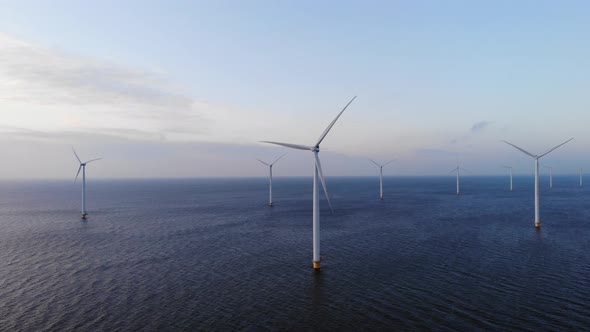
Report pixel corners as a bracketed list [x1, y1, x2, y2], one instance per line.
[0, 176, 589, 331]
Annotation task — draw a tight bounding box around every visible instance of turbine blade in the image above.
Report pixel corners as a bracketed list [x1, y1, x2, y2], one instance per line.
[539, 138, 574, 158]
[383, 159, 396, 167]
[460, 167, 471, 173]
[256, 158, 270, 166]
[270, 152, 288, 165]
[260, 141, 312, 150]
[84, 158, 103, 164]
[314, 154, 334, 213]
[502, 140, 537, 158]
[502, 165, 512, 169]
[368, 159, 380, 167]
[314, 96, 357, 147]
[449, 167, 458, 174]
[72, 147, 82, 163]
[74, 165, 82, 183]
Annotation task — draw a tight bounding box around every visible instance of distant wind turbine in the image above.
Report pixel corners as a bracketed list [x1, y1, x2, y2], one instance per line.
[543, 165, 553, 189]
[261, 96, 356, 269]
[369, 159, 395, 200]
[449, 162, 469, 195]
[502, 138, 573, 228]
[257, 153, 287, 206]
[502, 165, 513, 191]
[72, 148, 102, 220]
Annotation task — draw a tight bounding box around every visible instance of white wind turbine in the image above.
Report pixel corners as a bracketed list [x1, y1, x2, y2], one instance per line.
[73, 148, 102, 219]
[369, 159, 395, 200]
[257, 153, 287, 206]
[502, 165, 513, 191]
[449, 161, 469, 195]
[502, 138, 573, 228]
[261, 96, 356, 269]
[543, 165, 553, 189]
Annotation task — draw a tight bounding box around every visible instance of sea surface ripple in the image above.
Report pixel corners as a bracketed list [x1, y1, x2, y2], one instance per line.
[0, 176, 589, 331]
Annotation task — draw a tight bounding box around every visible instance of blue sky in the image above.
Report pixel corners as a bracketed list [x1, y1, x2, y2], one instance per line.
[1, 1, 589, 178]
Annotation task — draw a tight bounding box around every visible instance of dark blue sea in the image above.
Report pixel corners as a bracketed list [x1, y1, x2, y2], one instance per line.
[1, 176, 589, 331]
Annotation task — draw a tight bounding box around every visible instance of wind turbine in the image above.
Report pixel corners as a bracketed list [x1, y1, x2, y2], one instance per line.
[502, 165, 513, 191]
[449, 162, 469, 195]
[543, 165, 553, 189]
[257, 153, 287, 206]
[369, 158, 395, 200]
[261, 96, 356, 269]
[502, 138, 573, 228]
[73, 148, 102, 219]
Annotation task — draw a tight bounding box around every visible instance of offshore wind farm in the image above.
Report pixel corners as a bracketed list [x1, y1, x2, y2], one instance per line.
[2, 1, 590, 331]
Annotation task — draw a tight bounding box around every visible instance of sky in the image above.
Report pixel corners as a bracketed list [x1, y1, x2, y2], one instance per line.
[1, 0, 589, 179]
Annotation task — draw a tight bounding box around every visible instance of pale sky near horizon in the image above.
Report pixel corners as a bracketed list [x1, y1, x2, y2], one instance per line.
[1, 1, 589, 179]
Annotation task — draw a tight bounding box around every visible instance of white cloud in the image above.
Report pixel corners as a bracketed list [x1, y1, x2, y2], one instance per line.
[0, 33, 291, 144]
[471, 120, 492, 133]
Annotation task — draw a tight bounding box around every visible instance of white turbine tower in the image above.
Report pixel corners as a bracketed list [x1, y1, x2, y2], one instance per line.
[502, 165, 513, 191]
[73, 148, 102, 219]
[369, 159, 395, 200]
[257, 153, 287, 207]
[542, 165, 553, 189]
[261, 96, 356, 270]
[502, 138, 573, 228]
[449, 163, 468, 195]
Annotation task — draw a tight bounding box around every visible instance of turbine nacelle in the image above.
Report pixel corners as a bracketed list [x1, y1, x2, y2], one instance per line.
[72, 147, 102, 183]
[369, 159, 396, 168]
[502, 138, 574, 160]
[260, 96, 357, 213]
[256, 153, 287, 167]
[449, 166, 469, 173]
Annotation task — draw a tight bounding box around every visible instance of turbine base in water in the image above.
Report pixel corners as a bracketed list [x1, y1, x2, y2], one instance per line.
[81, 213, 88, 220]
[535, 221, 541, 228]
[313, 260, 321, 270]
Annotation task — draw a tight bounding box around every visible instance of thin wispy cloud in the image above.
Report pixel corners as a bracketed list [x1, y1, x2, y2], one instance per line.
[0, 33, 267, 142]
[0, 33, 306, 148]
[471, 121, 492, 133]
